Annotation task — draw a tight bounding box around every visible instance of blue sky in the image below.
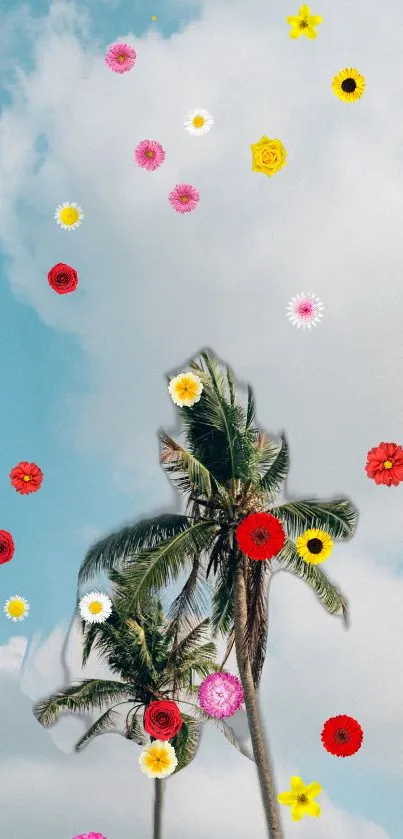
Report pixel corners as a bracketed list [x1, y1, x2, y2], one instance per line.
[0, 0, 402, 837]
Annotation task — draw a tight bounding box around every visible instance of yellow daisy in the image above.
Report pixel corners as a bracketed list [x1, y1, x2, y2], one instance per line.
[139, 740, 178, 778]
[332, 68, 365, 102]
[278, 776, 322, 821]
[296, 528, 334, 564]
[168, 372, 203, 407]
[54, 202, 84, 231]
[287, 5, 322, 39]
[79, 592, 112, 624]
[4, 595, 30, 622]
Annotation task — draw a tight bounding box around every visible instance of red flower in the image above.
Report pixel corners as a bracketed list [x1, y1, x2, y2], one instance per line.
[0, 530, 15, 565]
[47, 263, 78, 294]
[236, 512, 286, 560]
[365, 442, 403, 487]
[10, 462, 43, 495]
[321, 715, 363, 757]
[144, 700, 183, 741]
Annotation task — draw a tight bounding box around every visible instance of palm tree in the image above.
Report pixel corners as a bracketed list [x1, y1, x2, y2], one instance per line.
[77, 350, 358, 838]
[33, 571, 220, 839]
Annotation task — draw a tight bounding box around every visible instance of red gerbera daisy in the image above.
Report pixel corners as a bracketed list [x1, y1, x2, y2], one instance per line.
[365, 442, 403, 487]
[10, 462, 44, 495]
[236, 512, 286, 560]
[321, 715, 363, 757]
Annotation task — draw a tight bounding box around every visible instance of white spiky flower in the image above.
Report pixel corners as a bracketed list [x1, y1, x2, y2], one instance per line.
[184, 108, 214, 136]
[79, 592, 112, 624]
[4, 596, 30, 621]
[54, 202, 84, 230]
[286, 292, 324, 329]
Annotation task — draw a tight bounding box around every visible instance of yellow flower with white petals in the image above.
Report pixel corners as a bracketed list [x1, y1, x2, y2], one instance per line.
[287, 5, 322, 39]
[139, 740, 178, 778]
[168, 372, 203, 407]
[184, 109, 214, 136]
[54, 202, 84, 230]
[4, 596, 30, 622]
[278, 776, 322, 821]
[79, 592, 112, 624]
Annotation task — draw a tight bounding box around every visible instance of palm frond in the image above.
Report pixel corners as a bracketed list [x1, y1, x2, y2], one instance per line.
[171, 714, 202, 774]
[271, 499, 358, 540]
[159, 431, 217, 498]
[126, 618, 157, 678]
[78, 514, 192, 584]
[244, 560, 270, 687]
[211, 550, 237, 636]
[166, 555, 211, 635]
[245, 385, 255, 430]
[277, 539, 349, 622]
[34, 680, 132, 727]
[259, 434, 289, 497]
[125, 712, 148, 745]
[74, 707, 120, 751]
[198, 710, 254, 762]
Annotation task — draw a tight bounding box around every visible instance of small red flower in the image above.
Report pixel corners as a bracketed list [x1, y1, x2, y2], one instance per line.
[321, 715, 363, 757]
[10, 462, 43, 495]
[365, 442, 403, 487]
[47, 262, 78, 294]
[0, 530, 15, 565]
[144, 700, 183, 741]
[236, 512, 286, 560]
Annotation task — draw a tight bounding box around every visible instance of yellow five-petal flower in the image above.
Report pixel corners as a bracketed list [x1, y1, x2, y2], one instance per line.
[278, 776, 322, 821]
[287, 5, 322, 39]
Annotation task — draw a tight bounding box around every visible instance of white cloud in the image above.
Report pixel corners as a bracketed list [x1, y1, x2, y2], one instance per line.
[0, 636, 28, 673]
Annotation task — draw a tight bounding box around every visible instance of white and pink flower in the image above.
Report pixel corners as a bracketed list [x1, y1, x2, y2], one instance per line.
[286, 292, 324, 329]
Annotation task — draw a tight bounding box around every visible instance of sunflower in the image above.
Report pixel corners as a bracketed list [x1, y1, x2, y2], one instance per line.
[332, 68, 365, 102]
[295, 528, 333, 564]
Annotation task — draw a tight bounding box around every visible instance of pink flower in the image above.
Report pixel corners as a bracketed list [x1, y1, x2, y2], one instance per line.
[168, 183, 200, 214]
[105, 43, 136, 74]
[198, 672, 244, 719]
[135, 140, 166, 171]
[72, 834, 107, 839]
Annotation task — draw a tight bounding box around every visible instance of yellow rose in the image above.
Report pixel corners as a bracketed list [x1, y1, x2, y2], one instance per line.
[251, 135, 287, 177]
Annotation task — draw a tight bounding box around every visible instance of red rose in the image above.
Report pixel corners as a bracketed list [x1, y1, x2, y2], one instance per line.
[144, 700, 183, 741]
[0, 530, 15, 565]
[47, 263, 78, 295]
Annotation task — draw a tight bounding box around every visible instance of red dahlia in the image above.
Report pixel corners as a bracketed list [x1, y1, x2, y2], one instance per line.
[365, 442, 403, 487]
[47, 262, 78, 294]
[321, 715, 363, 757]
[10, 461, 43, 495]
[144, 700, 183, 741]
[0, 530, 15, 565]
[236, 512, 286, 560]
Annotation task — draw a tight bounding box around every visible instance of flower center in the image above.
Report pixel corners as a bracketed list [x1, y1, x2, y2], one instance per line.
[299, 19, 308, 28]
[23, 474, 31, 481]
[307, 538, 323, 554]
[297, 794, 308, 805]
[383, 459, 393, 469]
[60, 207, 79, 225]
[252, 527, 269, 546]
[341, 78, 357, 93]
[180, 195, 189, 203]
[118, 54, 126, 62]
[192, 116, 205, 128]
[8, 600, 25, 617]
[297, 301, 314, 317]
[88, 601, 102, 614]
[146, 150, 155, 158]
[335, 728, 350, 742]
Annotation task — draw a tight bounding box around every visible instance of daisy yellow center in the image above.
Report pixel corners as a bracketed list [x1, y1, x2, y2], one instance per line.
[192, 115, 205, 128]
[297, 794, 309, 805]
[60, 207, 79, 226]
[383, 459, 393, 469]
[23, 474, 32, 481]
[8, 600, 25, 617]
[88, 600, 103, 614]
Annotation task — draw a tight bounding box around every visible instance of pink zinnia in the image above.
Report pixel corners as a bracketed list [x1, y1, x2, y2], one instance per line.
[135, 140, 166, 172]
[198, 672, 244, 719]
[105, 43, 136, 74]
[168, 183, 200, 214]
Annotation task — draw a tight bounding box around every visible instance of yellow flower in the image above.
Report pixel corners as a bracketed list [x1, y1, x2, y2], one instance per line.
[287, 5, 322, 38]
[251, 136, 287, 178]
[296, 528, 334, 564]
[168, 372, 203, 407]
[139, 740, 178, 778]
[278, 776, 322, 821]
[4, 596, 30, 622]
[332, 68, 365, 102]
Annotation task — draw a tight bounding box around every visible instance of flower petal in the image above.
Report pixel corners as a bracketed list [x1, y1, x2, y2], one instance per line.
[278, 792, 296, 805]
[305, 783, 322, 797]
[305, 801, 321, 818]
[290, 776, 304, 794]
[291, 804, 303, 821]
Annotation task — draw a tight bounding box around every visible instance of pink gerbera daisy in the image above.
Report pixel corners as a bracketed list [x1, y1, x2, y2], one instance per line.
[168, 183, 200, 214]
[105, 43, 137, 74]
[134, 140, 166, 172]
[198, 672, 244, 719]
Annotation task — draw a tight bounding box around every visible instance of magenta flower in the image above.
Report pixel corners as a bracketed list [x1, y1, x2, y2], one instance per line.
[198, 672, 244, 719]
[105, 43, 137, 74]
[72, 834, 107, 839]
[135, 140, 166, 172]
[168, 183, 200, 214]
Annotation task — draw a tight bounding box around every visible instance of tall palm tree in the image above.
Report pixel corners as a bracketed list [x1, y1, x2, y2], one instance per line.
[33, 572, 221, 839]
[77, 350, 358, 838]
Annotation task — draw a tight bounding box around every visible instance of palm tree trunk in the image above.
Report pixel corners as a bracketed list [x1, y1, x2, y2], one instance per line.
[153, 778, 164, 839]
[233, 556, 283, 839]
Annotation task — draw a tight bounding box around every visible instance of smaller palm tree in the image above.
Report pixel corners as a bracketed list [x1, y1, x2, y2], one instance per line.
[33, 571, 221, 839]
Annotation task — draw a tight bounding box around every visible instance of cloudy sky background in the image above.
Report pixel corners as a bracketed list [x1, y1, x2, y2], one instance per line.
[0, 0, 402, 835]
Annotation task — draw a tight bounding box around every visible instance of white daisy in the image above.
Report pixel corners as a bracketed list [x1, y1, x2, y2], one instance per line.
[184, 108, 214, 136]
[79, 591, 112, 624]
[4, 596, 30, 622]
[54, 202, 84, 231]
[286, 292, 324, 329]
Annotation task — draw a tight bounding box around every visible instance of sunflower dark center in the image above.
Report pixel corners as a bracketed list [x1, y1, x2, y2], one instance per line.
[297, 794, 308, 804]
[307, 538, 323, 554]
[252, 527, 270, 546]
[299, 19, 308, 28]
[335, 728, 350, 742]
[341, 78, 357, 93]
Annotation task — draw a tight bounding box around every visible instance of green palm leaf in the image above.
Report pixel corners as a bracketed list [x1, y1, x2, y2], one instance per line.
[34, 680, 132, 727]
[159, 431, 217, 498]
[198, 709, 254, 762]
[277, 539, 348, 622]
[259, 434, 289, 497]
[271, 499, 358, 540]
[172, 714, 202, 774]
[74, 707, 121, 751]
[166, 555, 211, 633]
